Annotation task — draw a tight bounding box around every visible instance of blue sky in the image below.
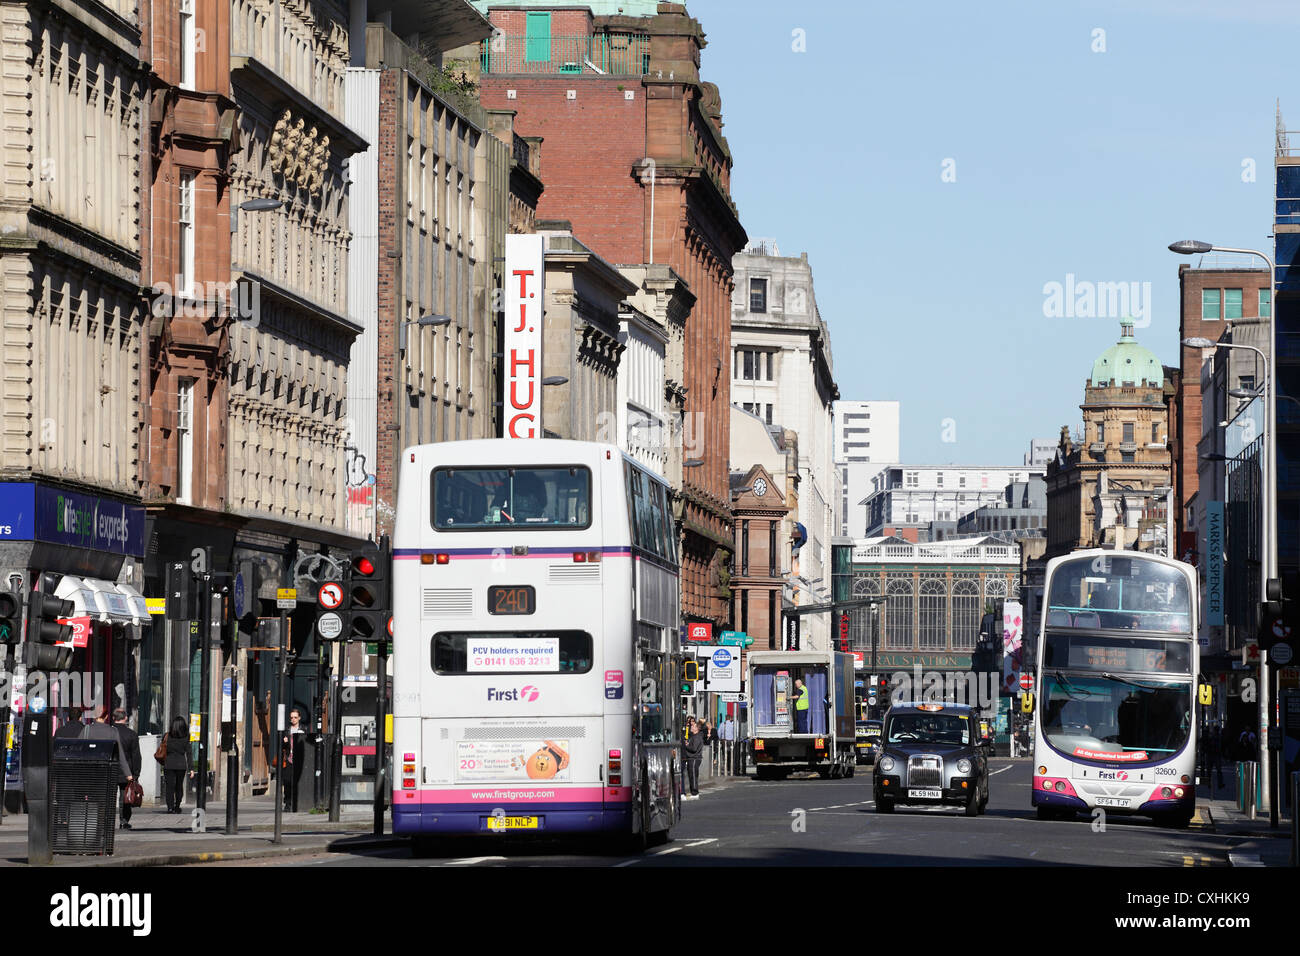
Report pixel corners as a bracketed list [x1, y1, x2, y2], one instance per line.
[688, 0, 1296, 464]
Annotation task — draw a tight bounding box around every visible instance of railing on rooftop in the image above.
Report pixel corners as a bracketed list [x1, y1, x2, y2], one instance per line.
[480, 33, 650, 76]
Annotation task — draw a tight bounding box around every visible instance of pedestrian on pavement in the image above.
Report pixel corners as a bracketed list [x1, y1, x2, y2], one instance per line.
[112, 708, 142, 829]
[82, 710, 133, 823]
[54, 707, 85, 738]
[162, 715, 192, 814]
[683, 717, 704, 798]
[720, 716, 737, 775]
[281, 707, 307, 812]
[793, 678, 810, 734]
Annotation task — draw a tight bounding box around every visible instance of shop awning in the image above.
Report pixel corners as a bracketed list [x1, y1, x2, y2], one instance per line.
[54, 575, 103, 620]
[114, 583, 150, 626]
[54, 575, 140, 625]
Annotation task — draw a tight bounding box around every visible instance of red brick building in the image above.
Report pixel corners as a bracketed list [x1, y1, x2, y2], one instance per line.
[730, 465, 789, 657]
[1174, 264, 1271, 544]
[470, 2, 748, 630]
[141, 0, 235, 516]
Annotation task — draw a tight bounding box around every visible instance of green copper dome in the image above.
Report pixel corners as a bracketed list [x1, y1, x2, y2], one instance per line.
[1090, 319, 1162, 387]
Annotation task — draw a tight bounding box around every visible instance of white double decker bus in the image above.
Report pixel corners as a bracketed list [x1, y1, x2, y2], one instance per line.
[1032, 550, 1200, 827]
[390, 439, 682, 849]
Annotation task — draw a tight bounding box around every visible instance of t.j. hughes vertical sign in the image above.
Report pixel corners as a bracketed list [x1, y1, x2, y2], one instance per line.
[504, 234, 544, 438]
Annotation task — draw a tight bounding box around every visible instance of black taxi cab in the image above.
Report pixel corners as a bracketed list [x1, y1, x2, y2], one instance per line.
[873, 702, 989, 816]
[855, 719, 882, 765]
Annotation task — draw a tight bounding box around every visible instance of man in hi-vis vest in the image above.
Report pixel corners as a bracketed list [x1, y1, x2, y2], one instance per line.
[793, 678, 810, 734]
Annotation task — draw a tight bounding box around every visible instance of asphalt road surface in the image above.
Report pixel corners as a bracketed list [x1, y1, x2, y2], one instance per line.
[217, 760, 1239, 867]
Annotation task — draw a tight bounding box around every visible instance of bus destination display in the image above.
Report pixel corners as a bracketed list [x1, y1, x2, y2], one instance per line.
[1046, 635, 1190, 674]
[488, 585, 536, 616]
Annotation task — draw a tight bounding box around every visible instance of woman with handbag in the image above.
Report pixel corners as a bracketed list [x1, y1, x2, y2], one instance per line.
[159, 715, 192, 814]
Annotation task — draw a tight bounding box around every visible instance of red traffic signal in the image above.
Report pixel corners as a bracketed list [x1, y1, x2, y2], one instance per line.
[347, 543, 390, 641]
[26, 572, 74, 669]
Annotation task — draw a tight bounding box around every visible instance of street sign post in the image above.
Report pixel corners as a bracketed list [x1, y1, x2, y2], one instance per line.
[276, 588, 297, 610]
[317, 582, 343, 610]
[317, 611, 343, 641]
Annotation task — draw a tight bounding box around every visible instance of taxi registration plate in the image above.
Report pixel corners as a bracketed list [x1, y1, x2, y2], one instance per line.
[486, 815, 539, 830]
[908, 789, 942, 799]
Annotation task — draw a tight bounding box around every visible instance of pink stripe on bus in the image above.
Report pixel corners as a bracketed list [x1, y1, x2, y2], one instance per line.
[394, 786, 631, 805]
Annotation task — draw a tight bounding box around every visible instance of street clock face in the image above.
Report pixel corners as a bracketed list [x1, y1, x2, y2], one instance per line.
[753, 478, 768, 498]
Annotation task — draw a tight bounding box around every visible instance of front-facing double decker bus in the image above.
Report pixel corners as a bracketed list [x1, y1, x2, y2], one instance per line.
[1032, 550, 1199, 827]
[390, 439, 681, 851]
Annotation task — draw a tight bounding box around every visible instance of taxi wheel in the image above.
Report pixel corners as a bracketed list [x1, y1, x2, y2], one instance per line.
[964, 792, 980, 816]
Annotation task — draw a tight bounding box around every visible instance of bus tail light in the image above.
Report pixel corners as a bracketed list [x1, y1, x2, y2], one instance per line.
[436, 553, 449, 565]
[573, 552, 586, 562]
[402, 752, 417, 789]
[607, 750, 622, 787]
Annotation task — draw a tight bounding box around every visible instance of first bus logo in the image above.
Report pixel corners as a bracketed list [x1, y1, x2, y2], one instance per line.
[488, 685, 540, 702]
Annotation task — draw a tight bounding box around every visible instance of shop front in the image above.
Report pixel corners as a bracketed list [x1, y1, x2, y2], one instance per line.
[0, 482, 148, 805]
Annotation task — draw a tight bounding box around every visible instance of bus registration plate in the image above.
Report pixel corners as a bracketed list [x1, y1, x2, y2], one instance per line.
[486, 815, 539, 830]
[908, 789, 942, 799]
[1094, 797, 1130, 808]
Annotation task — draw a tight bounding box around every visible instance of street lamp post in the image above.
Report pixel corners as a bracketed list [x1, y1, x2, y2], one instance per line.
[1184, 332, 1277, 825]
[1173, 241, 1277, 828]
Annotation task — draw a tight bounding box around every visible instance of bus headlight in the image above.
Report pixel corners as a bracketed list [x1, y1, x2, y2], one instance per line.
[878, 756, 894, 773]
[956, 758, 972, 775]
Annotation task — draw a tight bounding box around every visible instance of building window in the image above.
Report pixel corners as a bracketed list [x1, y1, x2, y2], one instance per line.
[904, 471, 918, 488]
[769, 590, 777, 649]
[951, 577, 979, 650]
[177, 378, 196, 505]
[959, 476, 966, 488]
[919, 577, 946, 650]
[735, 348, 774, 382]
[769, 521, 778, 577]
[1122, 422, 1134, 444]
[936, 473, 944, 488]
[741, 520, 749, 576]
[749, 278, 767, 313]
[1202, 288, 1221, 320]
[1097, 421, 1105, 442]
[525, 11, 551, 62]
[765, 404, 773, 425]
[1224, 288, 1242, 320]
[740, 589, 749, 635]
[179, 172, 195, 297]
[1121, 452, 1135, 463]
[1152, 422, 1160, 442]
[886, 577, 913, 649]
[1261, 288, 1272, 318]
[180, 0, 196, 90]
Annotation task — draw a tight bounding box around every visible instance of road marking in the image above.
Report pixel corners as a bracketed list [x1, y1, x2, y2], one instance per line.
[445, 856, 506, 866]
[989, 766, 1014, 777]
[684, 838, 718, 848]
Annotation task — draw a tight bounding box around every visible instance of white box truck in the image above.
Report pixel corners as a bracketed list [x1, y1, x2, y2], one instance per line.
[747, 650, 857, 779]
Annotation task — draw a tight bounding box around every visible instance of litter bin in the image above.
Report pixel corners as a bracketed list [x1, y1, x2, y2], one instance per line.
[50, 738, 119, 855]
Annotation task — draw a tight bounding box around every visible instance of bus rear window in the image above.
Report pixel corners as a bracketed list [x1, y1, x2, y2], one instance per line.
[432, 631, 594, 675]
[432, 467, 591, 530]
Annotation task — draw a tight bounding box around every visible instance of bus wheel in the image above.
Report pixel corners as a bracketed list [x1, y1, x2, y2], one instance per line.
[875, 798, 894, 813]
[846, 762, 855, 779]
[755, 766, 774, 781]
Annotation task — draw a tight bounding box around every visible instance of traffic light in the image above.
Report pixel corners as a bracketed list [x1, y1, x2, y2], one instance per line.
[0, 589, 22, 645]
[24, 572, 74, 670]
[346, 540, 390, 642]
